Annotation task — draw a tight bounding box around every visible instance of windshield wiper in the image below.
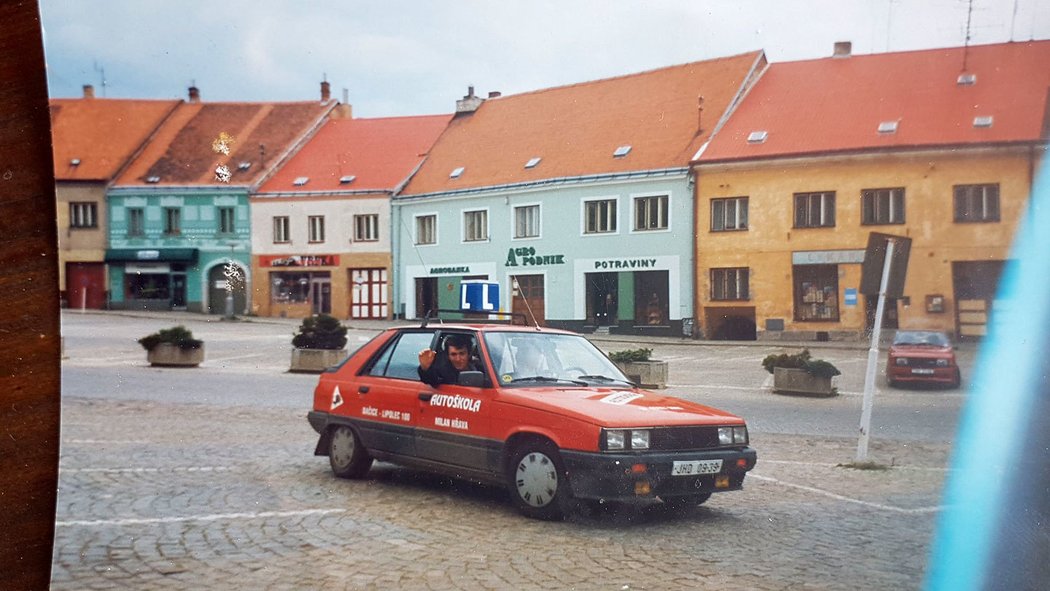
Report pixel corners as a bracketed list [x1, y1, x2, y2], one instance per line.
[510, 375, 588, 386]
[576, 374, 636, 386]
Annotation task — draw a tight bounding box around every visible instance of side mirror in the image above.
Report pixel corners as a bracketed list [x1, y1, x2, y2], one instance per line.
[457, 370, 484, 387]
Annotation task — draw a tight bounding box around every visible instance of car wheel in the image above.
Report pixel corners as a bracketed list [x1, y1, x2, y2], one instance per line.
[507, 441, 571, 520]
[662, 493, 712, 510]
[328, 425, 372, 479]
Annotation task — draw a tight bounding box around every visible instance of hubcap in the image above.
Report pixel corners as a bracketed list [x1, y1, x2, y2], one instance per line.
[330, 427, 355, 468]
[515, 451, 558, 507]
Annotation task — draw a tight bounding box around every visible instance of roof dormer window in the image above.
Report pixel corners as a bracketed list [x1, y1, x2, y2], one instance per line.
[957, 73, 977, 86]
[613, 145, 632, 158]
[238, 161, 252, 170]
[69, 158, 81, 166]
[293, 177, 310, 186]
[973, 116, 993, 128]
[339, 175, 356, 184]
[747, 131, 768, 144]
[450, 167, 465, 179]
[146, 176, 160, 184]
[524, 157, 541, 169]
[877, 121, 899, 134]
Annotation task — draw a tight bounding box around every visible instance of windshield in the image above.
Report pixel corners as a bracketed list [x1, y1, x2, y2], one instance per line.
[483, 331, 629, 386]
[893, 331, 950, 347]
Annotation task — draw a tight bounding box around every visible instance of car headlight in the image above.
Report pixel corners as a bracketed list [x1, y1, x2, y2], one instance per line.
[605, 429, 626, 450]
[718, 427, 733, 445]
[935, 359, 949, 367]
[733, 426, 748, 444]
[631, 429, 650, 450]
[895, 358, 909, 366]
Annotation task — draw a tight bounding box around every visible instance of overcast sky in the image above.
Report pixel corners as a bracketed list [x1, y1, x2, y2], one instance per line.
[40, 0, 1050, 117]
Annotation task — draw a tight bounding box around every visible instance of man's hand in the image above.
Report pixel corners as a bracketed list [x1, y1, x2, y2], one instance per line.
[419, 348, 437, 370]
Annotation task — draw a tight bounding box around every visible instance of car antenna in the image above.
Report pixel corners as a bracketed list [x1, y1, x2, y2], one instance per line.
[399, 213, 434, 324]
[421, 309, 432, 329]
[512, 278, 541, 329]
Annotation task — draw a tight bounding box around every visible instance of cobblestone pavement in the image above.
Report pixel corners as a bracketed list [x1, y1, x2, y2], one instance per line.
[53, 395, 949, 590]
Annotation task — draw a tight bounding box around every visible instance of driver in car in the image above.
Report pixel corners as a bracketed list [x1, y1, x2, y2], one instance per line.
[418, 334, 481, 387]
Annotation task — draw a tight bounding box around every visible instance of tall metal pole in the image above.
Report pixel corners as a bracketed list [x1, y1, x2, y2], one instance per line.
[857, 239, 895, 462]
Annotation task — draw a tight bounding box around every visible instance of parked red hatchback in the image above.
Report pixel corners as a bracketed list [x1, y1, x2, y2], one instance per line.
[886, 330, 961, 388]
[308, 323, 757, 520]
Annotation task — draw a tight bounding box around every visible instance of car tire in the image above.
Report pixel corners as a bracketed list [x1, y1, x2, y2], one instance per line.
[328, 425, 373, 479]
[662, 493, 712, 510]
[950, 369, 961, 389]
[507, 441, 572, 521]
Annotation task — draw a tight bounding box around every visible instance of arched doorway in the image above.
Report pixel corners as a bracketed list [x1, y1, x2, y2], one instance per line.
[207, 263, 247, 315]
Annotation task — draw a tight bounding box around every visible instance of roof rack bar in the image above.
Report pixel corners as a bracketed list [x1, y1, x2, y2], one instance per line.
[420, 309, 532, 327]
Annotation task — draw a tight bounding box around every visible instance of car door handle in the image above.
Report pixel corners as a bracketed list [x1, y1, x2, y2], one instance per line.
[358, 386, 369, 394]
[418, 392, 434, 402]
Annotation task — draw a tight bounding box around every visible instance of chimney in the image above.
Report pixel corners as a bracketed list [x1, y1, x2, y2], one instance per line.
[82, 84, 95, 99]
[697, 95, 705, 131]
[833, 41, 852, 58]
[487, 91, 501, 99]
[455, 85, 484, 114]
[321, 79, 331, 102]
[188, 85, 201, 103]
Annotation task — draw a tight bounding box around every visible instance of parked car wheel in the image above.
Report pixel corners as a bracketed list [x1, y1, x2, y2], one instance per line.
[328, 425, 372, 479]
[508, 441, 571, 520]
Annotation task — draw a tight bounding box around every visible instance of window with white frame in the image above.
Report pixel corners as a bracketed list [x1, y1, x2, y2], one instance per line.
[584, 199, 617, 234]
[308, 215, 325, 243]
[710, 267, 750, 301]
[218, 207, 236, 234]
[711, 197, 748, 231]
[953, 183, 1000, 223]
[793, 191, 835, 228]
[416, 214, 436, 245]
[127, 208, 145, 237]
[514, 204, 540, 238]
[273, 216, 290, 243]
[354, 214, 379, 242]
[634, 195, 668, 231]
[464, 209, 488, 242]
[861, 188, 905, 225]
[69, 202, 97, 228]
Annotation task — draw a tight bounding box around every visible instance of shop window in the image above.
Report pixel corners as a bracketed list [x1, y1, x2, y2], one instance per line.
[416, 214, 436, 245]
[710, 267, 750, 301]
[584, 198, 617, 234]
[126, 273, 170, 300]
[634, 270, 669, 325]
[163, 207, 181, 235]
[514, 204, 540, 238]
[127, 208, 145, 237]
[793, 265, 839, 321]
[308, 215, 325, 243]
[218, 207, 236, 234]
[354, 214, 379, 242]
[861, 188, 905, 225]
[633, 195, 668, 231]
[271, 272, 324, 304]
[463, 209, 488, 242]
[69, 202, 97, 228]
[954, 183, 999, 222]
[273, 216, 290, 243]
[793, 191, 835, 228]
[711, 197, 748, 231]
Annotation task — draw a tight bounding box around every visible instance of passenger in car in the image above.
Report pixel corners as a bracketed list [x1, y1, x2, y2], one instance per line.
[418, 334, 481, 386]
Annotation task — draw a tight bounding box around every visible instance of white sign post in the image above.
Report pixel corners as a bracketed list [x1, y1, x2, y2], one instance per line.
[856, 239, 895, 462]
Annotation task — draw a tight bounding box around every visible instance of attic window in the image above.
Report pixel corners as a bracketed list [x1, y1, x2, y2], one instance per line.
[238, 161, 251, 171]
[613, 145, 632, 158]
[450, 167, 465, 179]
[293, 176, 310, 186]
[747, 131, 768, 144]
[146, 176, 160, 184]
[69, 158, 81, 166]
[877, 121, 899, 134]
[524, 157, 541, 169]
[957, 73, 977, 86]
[973, 116, 994, 128]
[339, 175, 356, 184]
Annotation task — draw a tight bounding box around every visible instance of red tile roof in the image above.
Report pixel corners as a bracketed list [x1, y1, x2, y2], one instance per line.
[256, 114, 451, 195]
[115, 101, 334, 187]
[700, 40, 1050, 163]
[50, 98, 180, 181]
[401, 51, 764, 196]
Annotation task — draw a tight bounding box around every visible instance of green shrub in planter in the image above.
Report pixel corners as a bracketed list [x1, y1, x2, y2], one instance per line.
[761, 348, 840, 378]
[608, 348, 653, 363]
[292, 314, 348, 350]
[138, 325, 203, 351]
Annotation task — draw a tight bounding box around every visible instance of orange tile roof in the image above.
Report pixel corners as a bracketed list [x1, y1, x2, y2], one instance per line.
[257, 114, 451, 195]
[700, 40, 1050, 163]
[50, 98, 180, 181]
[115, 101, 334, 187]
[401, 51, 764, 196]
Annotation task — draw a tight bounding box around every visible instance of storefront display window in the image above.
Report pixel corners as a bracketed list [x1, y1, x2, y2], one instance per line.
[272, 272, 314, 304]
[634, 270, 669, 325]
[126, 273, 170, 300]
[794, 265, 839, 321]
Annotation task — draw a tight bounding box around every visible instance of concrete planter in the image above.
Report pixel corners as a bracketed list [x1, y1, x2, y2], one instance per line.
[614, 360, 668, 389]
[290, 348, 347, 373]
[146, 342, 204, 367]
[773, 367, 836, 397]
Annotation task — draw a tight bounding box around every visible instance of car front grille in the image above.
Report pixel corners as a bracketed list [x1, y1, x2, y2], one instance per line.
[649, 426, 723, 451]
[903, 357, 944, 368]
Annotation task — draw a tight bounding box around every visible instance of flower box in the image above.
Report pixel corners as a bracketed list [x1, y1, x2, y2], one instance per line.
[147, 342, 204, 367]
[773, 367, 835, 397]
[290, 348, 347, 373]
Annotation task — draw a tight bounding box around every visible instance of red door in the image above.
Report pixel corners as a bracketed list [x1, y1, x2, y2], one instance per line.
[66, 263, 106, 309]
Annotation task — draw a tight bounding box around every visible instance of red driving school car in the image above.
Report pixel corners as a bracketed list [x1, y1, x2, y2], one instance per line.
[308, 323, 757, 520]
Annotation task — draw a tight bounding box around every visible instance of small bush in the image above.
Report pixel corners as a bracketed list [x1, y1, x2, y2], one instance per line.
[292, 314, 348, 350]
[608, 348, 653, 363]
[762, 348, 840, 378]
[138, 325, 203, 351]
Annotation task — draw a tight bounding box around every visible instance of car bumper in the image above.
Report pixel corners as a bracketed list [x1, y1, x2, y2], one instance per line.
[561, 447, 757, 502]
[887, 367, 958, 384]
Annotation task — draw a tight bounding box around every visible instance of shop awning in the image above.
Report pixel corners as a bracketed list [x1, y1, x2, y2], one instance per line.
[105, 248, 199, 263]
